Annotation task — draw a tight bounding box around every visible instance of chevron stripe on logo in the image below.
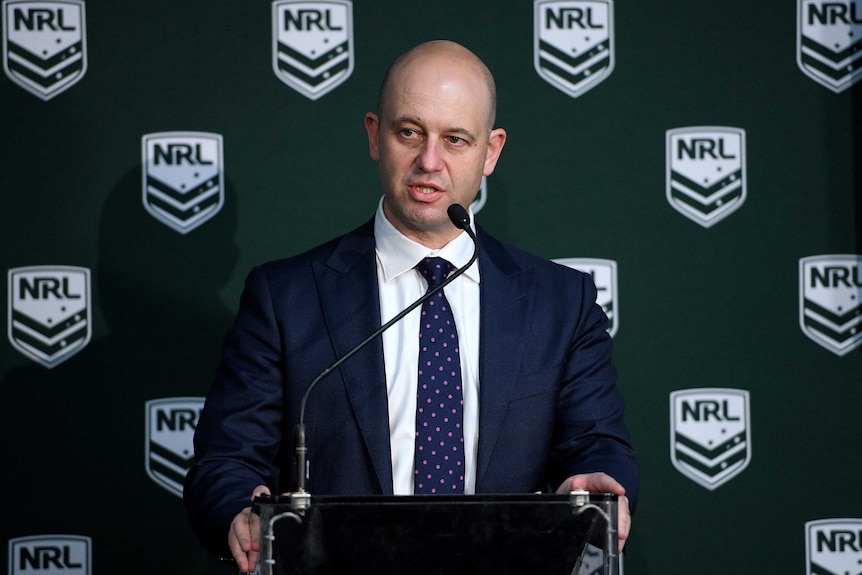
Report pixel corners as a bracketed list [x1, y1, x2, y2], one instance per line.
[669, 168, 744, 220]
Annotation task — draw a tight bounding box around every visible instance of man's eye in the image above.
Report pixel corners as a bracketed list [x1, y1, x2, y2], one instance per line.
[446, 136, 467, 145]
[400, 129, 418, 138]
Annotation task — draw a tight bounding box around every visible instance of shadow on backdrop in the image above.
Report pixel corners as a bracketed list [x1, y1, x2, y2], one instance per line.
[1, 165, 240, 574]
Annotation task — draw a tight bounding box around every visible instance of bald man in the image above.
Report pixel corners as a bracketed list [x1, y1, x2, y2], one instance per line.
[184, 41, 639, 572]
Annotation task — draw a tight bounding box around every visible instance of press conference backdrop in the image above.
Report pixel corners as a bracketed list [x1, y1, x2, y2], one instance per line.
[1, 1, 860, 574]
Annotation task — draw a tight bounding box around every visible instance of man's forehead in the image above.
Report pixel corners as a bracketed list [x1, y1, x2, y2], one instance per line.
[377, 42, 496, 130]
[384, 75, 489, 121]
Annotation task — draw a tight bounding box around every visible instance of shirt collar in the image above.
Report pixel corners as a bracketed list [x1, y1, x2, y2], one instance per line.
[374, 196, 480, 284]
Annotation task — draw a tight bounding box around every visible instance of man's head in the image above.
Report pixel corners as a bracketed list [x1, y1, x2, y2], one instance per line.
[365, 40, 507, 248]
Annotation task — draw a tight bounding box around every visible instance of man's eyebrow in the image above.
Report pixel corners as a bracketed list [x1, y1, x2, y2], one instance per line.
[447, 127, 477, 141]
[390, 116, 422, 128]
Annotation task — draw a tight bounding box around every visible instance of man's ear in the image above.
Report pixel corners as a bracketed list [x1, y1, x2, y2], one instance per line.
[482, 128, 507, 176]
[365, 112, 381, 161]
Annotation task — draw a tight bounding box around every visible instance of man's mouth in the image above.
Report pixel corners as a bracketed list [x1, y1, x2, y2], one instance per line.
[407, 183, 446, 202]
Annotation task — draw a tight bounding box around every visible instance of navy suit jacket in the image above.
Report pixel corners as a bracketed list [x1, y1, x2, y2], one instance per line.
[184, 219, 639, 555]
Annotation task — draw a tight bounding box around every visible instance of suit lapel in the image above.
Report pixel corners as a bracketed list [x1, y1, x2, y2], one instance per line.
[313, 220, 394, 494]
[474, 229, 532, 490]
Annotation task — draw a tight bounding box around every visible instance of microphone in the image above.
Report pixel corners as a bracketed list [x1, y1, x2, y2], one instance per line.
[293, 203, 479, 497]
[447, 203, 471, 232]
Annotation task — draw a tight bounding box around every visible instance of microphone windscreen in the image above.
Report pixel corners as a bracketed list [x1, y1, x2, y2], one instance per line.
[447, 204, 471, 230]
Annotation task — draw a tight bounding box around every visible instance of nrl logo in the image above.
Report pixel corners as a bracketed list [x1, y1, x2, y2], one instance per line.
[797, 0, 862, 93]
[145, 397, 204, 498]
[271, 0, 353, 100]
[8, 265, 91, 369]
[805, 519, 862, 575]
[670, 388, 751, 490]
[9, 535, 91, 575]
[471, 176, 488, 215]
[553, 258, 618, 337]
[2, 0, 87, 100]
[799, 254, 862, 356]
[141, 132, 224, 234]
[806, 519, 862, 575]
[534, 0, 614, 98]
[576, 544, 605, 575]
[666, 127, 747, 228]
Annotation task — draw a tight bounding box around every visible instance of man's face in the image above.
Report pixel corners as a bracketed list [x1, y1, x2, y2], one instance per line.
[365, 49, 506, 248]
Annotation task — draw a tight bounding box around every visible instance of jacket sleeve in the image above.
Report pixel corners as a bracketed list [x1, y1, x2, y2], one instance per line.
[549, 272, 640, 512]
[183, 264, 286, 556]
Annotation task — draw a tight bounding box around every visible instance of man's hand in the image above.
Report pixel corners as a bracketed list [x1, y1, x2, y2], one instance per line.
[228, 485, 271, 573]
[556, 472, 631, 552]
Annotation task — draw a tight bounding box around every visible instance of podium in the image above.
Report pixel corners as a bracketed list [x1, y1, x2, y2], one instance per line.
[253, 491, 619, 575]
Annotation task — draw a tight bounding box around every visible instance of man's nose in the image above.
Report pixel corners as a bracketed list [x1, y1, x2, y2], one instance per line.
[415, 139, 443, 172]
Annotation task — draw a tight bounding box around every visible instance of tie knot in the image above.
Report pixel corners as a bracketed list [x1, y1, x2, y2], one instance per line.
[416, 257, 454, 289]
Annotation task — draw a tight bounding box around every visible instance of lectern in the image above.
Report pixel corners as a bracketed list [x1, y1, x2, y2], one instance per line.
[253, 491, 619, 575]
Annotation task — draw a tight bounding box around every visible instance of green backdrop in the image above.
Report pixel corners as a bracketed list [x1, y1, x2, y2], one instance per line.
[2, 1, 860, 574]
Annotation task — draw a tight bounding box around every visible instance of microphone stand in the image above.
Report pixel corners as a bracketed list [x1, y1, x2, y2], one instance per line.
[290, 204, 479, 511]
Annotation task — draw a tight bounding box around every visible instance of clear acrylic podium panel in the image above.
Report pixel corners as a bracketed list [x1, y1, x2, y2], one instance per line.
[254, 493, 619, 575]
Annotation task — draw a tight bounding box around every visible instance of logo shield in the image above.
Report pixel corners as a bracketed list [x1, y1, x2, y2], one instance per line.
[145, 397, 204, 498]
[8, 265, 91, 369]
[799, 255, 862, 356]
[797, 0, 862, 93]
[666, 126, 747, 228]
[2, 0, 87, 100]
[534, 0, 614, 98]
[554, 258, 619, 337]
[806, 519, 862, 575]
[141, 132, 224, 234]
[670, 388, 751, 490]
[272, 0, 353, 100]
[470, 176, 488, 215]
[9, 535, 91, 575]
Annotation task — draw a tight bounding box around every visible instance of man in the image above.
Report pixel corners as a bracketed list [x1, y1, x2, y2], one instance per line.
[184, 40, 639, 573]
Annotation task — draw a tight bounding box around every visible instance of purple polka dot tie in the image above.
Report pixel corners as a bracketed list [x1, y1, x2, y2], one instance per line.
[414, 257, 465, 494]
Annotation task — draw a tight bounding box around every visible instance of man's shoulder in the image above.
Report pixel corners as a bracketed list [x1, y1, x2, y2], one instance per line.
[254, 218, 376, 276]
[477, 226, 589, 282]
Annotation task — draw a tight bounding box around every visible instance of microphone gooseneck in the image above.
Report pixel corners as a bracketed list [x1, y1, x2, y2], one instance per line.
[293, 203, 479, 494]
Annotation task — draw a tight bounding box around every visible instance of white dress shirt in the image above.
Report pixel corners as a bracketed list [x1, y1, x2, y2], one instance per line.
[373, 198, 480, 495]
